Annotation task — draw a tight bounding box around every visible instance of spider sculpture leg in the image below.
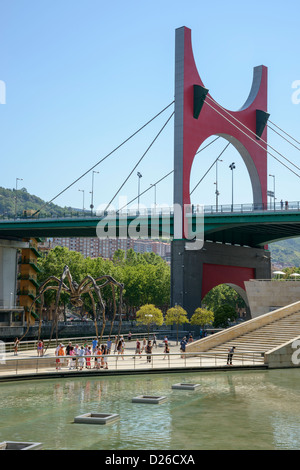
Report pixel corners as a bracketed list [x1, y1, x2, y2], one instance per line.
[88, 290, 99, 340]
[19, 279, 70, 345]
[80, 275, 124, 342]
[92, 278, 124, 340]
[80, 276, 106, 342]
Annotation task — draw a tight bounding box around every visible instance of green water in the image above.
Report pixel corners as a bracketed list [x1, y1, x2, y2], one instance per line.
[0, 369, 299, 450]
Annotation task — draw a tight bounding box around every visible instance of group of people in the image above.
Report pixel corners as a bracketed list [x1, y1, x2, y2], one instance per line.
[134, 335, 157, 357]
[55, 338, 113, 371]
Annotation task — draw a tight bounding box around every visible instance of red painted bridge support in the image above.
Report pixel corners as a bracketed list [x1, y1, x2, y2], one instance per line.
[171, 27, 271, 317]
[171, 240, 271, 317]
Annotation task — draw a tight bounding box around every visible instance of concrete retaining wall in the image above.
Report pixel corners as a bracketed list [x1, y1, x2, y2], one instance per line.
[264, 336, 300, 368]
[245, 279, 300, 318]
[186, 300, 300, 353]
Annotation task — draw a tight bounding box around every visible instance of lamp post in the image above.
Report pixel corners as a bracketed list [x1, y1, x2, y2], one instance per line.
[137, 172, 142, 213]
[78, 189, 85, 213]
[269, 174, 275, 210]
[214, 158, 223, 212]
[15, 177, 23, 218]
[229, 162, 235, 212]
[90, 170, 99, 215]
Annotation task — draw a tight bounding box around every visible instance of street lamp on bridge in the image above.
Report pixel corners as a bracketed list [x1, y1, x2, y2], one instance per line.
[229, 162, 236, 211]
[78, 189, 85, 213]
[214, 158, 223, 211]
[137, 172, 142, 213]
[15, 177, 23, 218]
[90, 170, 99, 215]
[269, 174, 276, 210]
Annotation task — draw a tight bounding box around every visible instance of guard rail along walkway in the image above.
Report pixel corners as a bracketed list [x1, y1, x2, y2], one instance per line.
[186, 301, 300, 368]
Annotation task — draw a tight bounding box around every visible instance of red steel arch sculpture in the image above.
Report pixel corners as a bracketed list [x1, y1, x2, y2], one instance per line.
[172, 26, 271, 315]
[174, 26, 269, 220]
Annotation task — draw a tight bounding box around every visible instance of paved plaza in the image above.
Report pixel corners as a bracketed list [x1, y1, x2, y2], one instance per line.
[0, 338, 265, 380]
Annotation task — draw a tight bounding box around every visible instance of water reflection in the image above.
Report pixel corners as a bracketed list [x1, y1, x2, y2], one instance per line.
[0, 369, 299, 450]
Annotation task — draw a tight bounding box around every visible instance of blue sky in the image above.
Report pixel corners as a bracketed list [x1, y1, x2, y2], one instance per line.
[0, 0, 299, 213]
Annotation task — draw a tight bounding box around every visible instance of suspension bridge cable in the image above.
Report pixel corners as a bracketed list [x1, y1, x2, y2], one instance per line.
[190, 142, 230, 195]
[117, 170, 174, 213]
[32, 101, 175, 216]
[267, 124, 300, 152]
[203, 99, 300, 178]
[268, 119, 300, 146]
[205, 95, 300, 172]
[103, 111, 175, 212]
[195, 136, 220, 154]
[117, 134, 221, 210]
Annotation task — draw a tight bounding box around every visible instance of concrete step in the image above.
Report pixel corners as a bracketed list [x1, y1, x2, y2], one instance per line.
[208, 310, 300, 356]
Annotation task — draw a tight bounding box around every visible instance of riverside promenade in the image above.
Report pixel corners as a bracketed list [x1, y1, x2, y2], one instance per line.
[0, 337, 266, 381]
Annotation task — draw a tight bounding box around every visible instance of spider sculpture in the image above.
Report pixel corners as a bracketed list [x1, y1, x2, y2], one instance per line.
[20, 265, 124, 351]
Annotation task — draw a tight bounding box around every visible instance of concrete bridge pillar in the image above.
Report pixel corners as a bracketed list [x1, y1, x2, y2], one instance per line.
[0, 239, 28, 308]
[171, 240, 271, 318]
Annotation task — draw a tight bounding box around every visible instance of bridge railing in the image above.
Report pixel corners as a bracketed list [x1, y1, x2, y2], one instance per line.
[203, 200, 300, 214]
[1, 201, 300, 221]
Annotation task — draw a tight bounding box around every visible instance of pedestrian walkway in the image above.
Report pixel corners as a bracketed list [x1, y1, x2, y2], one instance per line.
[0, 338, 265, 381]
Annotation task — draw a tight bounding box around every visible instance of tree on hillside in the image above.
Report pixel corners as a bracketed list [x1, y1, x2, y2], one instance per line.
[165, 305, 189, 344]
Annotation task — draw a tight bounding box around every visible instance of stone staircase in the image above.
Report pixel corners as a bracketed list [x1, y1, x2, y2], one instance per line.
[186, 302, 300, 366]
[207, 311, 300, 363]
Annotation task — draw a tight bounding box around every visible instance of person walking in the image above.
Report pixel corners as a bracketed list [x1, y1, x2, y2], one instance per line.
[78, 346, 85, 370]
[13, 337, 20, 356]
[227, 346, 236, 365]
[92, 338, 98, 354]
[56, 344, 65, 370]
[141, 337, 147, 352]
[117, 338, 124, 360]
[37, 339, 44, 357]
[102, 344, 109, 369]
[95, 346, 102, 369]
[65, 341, 72, 367]
[85, 346, 91, 369]
[180, 337, 187, 358]
[163, 342, 170, 359]
[106, 337, 112, 354]
[69, 346, 76, 369]
[145, 340, 153, 363]
[135, 338, 141, 357]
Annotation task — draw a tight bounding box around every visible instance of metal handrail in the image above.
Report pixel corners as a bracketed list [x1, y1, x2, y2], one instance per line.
[0, 350, 265, 377]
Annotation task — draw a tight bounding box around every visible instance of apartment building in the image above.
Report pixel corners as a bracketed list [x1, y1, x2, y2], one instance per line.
[46, 237, 170, 261]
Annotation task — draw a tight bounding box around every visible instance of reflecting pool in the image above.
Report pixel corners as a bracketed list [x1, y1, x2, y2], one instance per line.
[0, 369, 299, 450]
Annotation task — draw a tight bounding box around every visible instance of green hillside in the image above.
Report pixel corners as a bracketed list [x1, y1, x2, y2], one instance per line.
[269, 238, 300, 267]
[0, 186, 76, 218]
